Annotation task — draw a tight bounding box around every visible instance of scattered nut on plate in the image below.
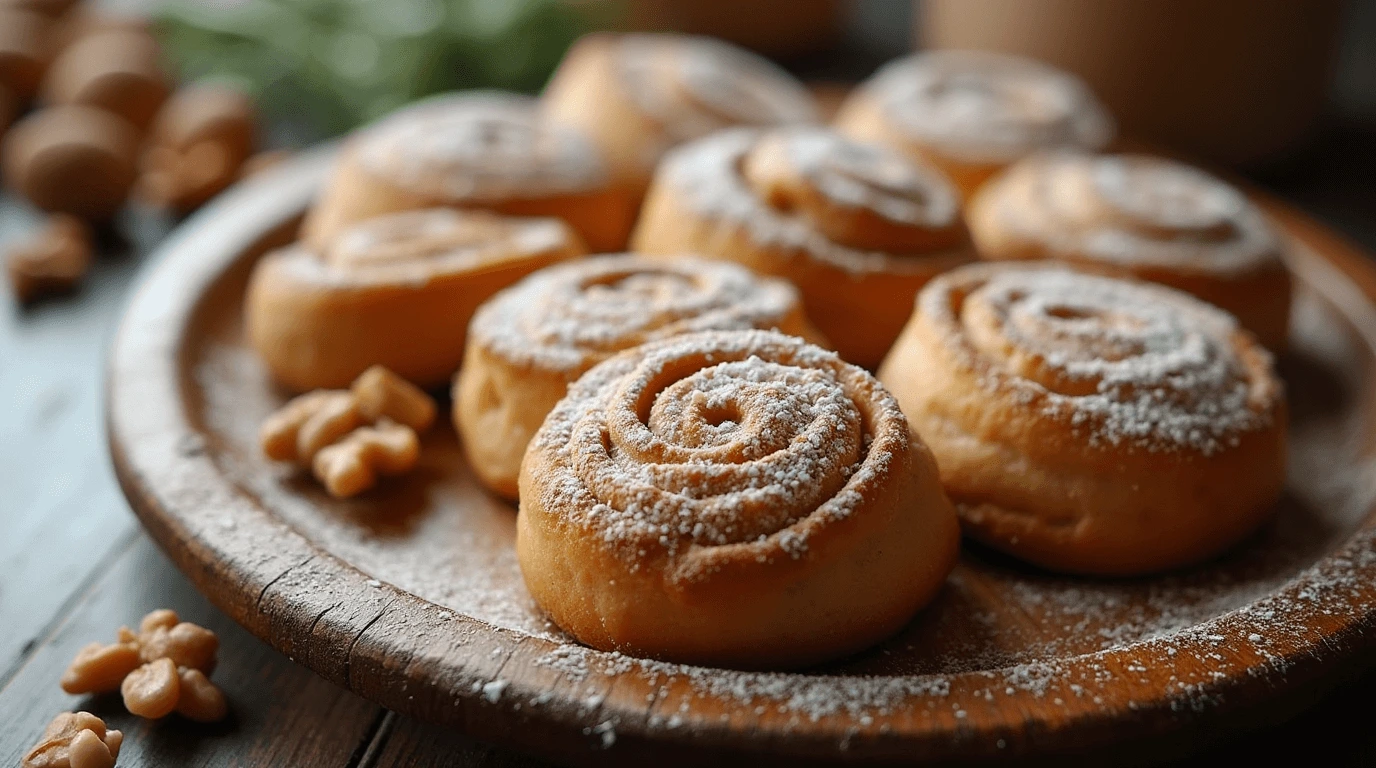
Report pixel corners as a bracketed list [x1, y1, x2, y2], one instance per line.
[22, 711, 122, 768]
[6, 214, 92, 304]
[313, 421, 421, 498]
[261, 365, 435, 497]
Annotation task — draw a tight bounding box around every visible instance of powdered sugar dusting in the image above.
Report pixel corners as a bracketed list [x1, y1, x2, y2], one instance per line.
[761, 126, 960, 229]
[855, 50, 1113, 164]
[982, 152, 1285, 276]
[194, 269, 1376, 736]
[527, 329, 907, 572]
[923, 265, 1281, 454]
[658, 128, 971, 275]
[616, 34, 817, 145]
[264, 208, 576, 289]
[469, 255, 809, 375]
[353, 91, 607, 201]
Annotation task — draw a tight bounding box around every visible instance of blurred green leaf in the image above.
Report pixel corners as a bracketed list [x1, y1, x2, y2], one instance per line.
[155, 0, 618, 141]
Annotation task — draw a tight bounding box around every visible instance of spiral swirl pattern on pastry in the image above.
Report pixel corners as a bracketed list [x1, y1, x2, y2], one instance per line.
[878, 263, 1286, 575]
[852, 51, 1112, 164]
[545, 332, 886, 556]
[454, 256, 821, 498]
[928, 266, 1279, 453]
[471, 255, 815, 375]
[355, 92, 605, 201]
[518, 330, 958, 664]
[303, 90, 634, 252]
[967, 152, 1292, 348]
[631, 126, 973, 366]
[973, 152, 1281, 273]
[246, 208, 584, 390]
[615, 34, 817, 143]
[320, 208, 576, 278]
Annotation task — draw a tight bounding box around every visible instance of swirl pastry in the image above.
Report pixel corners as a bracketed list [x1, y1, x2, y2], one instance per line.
[631, 126, 974, 368]
[246, 208, 585, 391]
[834, 51, 1113, 200]
[453, 254, 822, 499]
[518, 329, 959, 666]
[300, 91, 637, 253]
[541, 33, 817, 192]
[878, 264, 1286, 576]
[968, 152, 1292, 349]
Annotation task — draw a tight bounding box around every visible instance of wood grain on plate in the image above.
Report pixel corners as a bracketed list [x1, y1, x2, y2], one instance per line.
[106, 148, 1376, 765]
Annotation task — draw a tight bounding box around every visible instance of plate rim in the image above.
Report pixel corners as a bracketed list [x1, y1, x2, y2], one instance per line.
[106, 147, 1376, 765]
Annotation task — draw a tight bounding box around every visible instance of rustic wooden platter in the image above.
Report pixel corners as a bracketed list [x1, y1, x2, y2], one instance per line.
[107, 147, 1376, 766]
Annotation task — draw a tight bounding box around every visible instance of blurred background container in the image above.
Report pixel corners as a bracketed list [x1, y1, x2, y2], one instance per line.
[919, 0, 1347, 168]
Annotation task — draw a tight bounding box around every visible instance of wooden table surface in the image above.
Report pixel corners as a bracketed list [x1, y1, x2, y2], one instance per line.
[1, 127, 1375, 766]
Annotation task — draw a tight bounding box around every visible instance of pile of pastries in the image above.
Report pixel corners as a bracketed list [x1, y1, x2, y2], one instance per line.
[248, 34, 1291, 668]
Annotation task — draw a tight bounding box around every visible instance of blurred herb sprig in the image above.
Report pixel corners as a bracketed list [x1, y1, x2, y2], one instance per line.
[155, 0, 615, 142]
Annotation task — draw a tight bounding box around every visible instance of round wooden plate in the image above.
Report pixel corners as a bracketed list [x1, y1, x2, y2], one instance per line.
[109, 147, 1376, 766]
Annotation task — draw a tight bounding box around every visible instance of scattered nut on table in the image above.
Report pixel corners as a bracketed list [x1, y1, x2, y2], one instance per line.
[174, 667, 229, 723]
[22, 711, 122, 768]
[0, 8, 52, 103]
[2, 104, 139, 221]
[261, 365, 435, 498]
[121, 657, 180, 719]
[6, 214, 92, 304]
[137, 82, 256, 212]
[60, 640, 140, 695]
[138, 608, 219, 672]
[60, 608, 227, 723]
[41, 27, 169, 131]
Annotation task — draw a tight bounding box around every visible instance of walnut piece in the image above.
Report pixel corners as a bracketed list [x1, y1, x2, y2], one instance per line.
[22, 711, 122, 768]
[137, 83, 256, 212]
[174, 667, 228, 723]
[121, 657, 179, 719]
[137, 612, 218, 674]
[259, 390, 362, 463]
[60, 641, 141, 694]
[352, 365, 437, 432]
[61, 609, 227, 723]
[6, 215, 92, 304]
[313, 420, 420, 498]
[261, 366, 435, 498]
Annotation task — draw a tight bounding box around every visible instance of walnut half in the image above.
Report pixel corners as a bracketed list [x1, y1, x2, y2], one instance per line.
[22, 711, 122, 768]
[6, 215, 92, 304]
[313, 420, 421, 498]
[60, 609, 227, 723]
[260, 366, 433, 498]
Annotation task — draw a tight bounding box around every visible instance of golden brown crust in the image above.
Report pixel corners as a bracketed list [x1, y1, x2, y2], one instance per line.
[517, 329, 959, 667]
[967, 152, 1292, 349]
[246, 208, 586, 391]
[541, 33, 817, 192]
[453, 254, 824, 499]
[631, 126, 974, 368]
[301, 91, 638, 253]
[833, 51, 1113, 200]
[878, 263, 1287, 576]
